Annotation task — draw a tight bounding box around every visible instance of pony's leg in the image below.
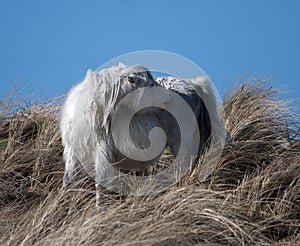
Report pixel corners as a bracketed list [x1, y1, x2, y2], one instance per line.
[96, 183, 101, 207]
[95, 183, 109, 210]
[63, 147, 78, 187]
[94, 144, 114, 210]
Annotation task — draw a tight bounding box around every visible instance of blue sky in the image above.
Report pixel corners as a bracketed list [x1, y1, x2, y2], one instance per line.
[0, 0, 300, 106]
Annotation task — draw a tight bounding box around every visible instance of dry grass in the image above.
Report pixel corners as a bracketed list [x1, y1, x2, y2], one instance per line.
[0, 80, 299, 245]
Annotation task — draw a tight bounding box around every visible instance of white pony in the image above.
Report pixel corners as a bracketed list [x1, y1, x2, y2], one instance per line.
[60, 63, 220, 205]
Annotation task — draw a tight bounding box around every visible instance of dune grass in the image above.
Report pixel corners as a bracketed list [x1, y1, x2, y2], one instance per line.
[0, 80, 299, 245]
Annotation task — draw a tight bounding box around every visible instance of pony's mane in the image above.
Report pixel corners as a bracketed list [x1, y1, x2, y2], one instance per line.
[88, 64, 151, 133]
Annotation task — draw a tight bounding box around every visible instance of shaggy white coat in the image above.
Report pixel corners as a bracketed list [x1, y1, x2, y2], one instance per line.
[60, 63, 221, 200]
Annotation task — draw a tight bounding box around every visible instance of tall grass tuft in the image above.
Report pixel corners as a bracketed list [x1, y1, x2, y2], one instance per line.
[0, 80, 299, 245]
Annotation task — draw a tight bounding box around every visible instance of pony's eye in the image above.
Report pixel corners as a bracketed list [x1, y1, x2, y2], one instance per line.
[127, 76, 136, 83]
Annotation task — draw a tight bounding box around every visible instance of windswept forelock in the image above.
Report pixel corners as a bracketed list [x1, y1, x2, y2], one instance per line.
[96, 63, 150, 79]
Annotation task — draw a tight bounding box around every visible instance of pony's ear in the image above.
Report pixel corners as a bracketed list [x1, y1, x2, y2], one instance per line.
[85, 69, 94, 79]
[118, 62, 126, 68]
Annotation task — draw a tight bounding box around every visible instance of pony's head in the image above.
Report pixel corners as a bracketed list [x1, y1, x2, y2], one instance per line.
[85, 63, 170, 133]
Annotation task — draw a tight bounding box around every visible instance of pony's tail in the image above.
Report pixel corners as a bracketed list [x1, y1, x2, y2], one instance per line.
[189, 76, 227, 148]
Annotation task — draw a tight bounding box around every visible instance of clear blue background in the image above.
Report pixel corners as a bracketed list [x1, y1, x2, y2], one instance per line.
[0, 0, 299, 106]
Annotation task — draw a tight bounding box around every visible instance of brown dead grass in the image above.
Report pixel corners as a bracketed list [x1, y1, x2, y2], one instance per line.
[0, 80, 299, 245]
